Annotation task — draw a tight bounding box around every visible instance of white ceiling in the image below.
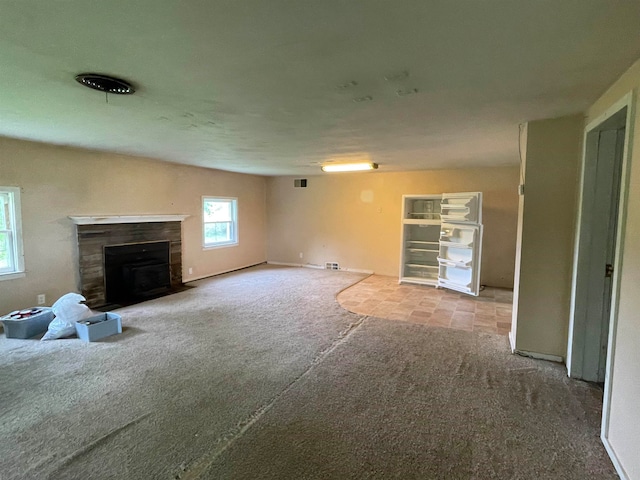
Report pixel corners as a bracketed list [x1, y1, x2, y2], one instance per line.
[1, 1, 640, 176]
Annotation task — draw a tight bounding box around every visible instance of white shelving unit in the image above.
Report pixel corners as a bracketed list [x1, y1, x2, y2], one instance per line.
[399, 195, 442, 286]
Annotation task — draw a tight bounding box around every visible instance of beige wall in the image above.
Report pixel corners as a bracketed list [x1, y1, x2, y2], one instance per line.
[512, 115, 584, 358]
[586, 58, 640, 480]
[266, 167, 519, 288]
[0, 137, 266, 313]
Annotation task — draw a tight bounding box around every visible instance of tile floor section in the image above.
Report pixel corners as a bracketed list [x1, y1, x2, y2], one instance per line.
[337, 275, 513, 336]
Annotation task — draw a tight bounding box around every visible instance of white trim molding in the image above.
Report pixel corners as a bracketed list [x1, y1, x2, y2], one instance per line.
[513, 349, 564, 363]
[268, 261, 323, 269]
[599, 90, 636, 480]
[267, 261, 374, 274]
[0, 271, 26, 282]
[184, 262, 266, 283]
[69, 215, 189, 225]
[602, 435, 629, 480]
[0, 186, 25, 278]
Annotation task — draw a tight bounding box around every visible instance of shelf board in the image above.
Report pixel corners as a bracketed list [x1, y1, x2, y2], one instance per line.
[69, 214, 189, 225]
[438, 258, 472, 268]
[441, 216, 473, 222]
[401, 276, 438, 285]
[440, 205, 470, 210]
[406, 240, 439, 245]
[440, 240, 473, 248]
[403, 219, 441, 225]
[406, 263, 438, 269]
[438, 279, 472, 292]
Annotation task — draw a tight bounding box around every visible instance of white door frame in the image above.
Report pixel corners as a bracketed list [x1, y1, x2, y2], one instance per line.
[566, 90, 635, 477]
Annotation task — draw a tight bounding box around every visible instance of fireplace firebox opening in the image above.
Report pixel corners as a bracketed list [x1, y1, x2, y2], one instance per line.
[104, 241, 171, 304]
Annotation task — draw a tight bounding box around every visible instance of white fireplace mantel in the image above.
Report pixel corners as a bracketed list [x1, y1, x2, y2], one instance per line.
[68, 215, 189, 225]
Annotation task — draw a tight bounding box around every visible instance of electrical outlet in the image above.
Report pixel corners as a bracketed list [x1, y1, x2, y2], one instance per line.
[188, 267, 193, 275]
[299, 252, 303, 259]
[37, 294, 46, 305]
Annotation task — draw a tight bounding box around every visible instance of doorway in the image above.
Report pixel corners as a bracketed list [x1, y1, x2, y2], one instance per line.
[567, 95, 633, 384]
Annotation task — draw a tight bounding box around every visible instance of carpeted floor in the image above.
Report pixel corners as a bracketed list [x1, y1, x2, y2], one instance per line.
[0, 265, 616, 479]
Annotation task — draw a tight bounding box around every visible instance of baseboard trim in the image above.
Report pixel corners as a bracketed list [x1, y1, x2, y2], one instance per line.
[185, 262, 266, 283]
[508, 330, 563, 363]
[267, 261, 373, 275]
[602, 435, 629, 480]
[267, 261, 313, 268]
[513, 349, 564, 363]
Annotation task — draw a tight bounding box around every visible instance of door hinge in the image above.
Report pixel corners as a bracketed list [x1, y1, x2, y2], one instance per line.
[605, 264, 614, 278]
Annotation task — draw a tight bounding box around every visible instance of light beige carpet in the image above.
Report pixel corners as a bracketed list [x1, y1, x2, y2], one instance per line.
[0, 265, 616, 479]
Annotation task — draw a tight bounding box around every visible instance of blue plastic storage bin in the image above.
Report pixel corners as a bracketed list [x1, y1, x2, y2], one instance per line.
[75, 312, 122, 342]
[1, 308, 54, 339]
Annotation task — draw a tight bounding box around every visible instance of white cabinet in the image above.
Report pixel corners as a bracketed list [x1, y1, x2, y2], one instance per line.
[400, 192, 483, 296]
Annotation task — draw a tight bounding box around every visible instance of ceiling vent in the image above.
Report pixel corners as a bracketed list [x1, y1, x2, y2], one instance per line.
[294, 179, 308, 188]
[75, 73, 135, 95]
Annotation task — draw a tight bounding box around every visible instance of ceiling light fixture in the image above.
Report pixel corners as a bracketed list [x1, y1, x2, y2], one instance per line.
[75, 73, 135, 95]
[321, 162, 378, 173]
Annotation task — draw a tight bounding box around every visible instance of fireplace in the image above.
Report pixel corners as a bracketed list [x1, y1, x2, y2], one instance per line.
[70, 215, 188, 308]
[104, 241, 171, 304]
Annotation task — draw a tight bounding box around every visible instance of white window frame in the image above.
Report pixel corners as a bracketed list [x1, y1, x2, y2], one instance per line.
[0, 186, 25, 280]
[202, 196, 238, 249]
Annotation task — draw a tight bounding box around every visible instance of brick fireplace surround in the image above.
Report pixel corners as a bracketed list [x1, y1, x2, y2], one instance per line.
[69, 215, 188, 308]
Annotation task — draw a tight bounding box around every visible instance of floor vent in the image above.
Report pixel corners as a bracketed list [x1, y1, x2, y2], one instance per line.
[325, 262, 339, 270]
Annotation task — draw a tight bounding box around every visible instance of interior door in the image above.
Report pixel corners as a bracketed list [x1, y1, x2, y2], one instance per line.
[570, 122, 625, 382]
[597, 128, 625, 380]
[437, 223, 482, 295]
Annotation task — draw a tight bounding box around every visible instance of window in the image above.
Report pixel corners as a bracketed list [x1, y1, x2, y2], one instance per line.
[203, 197, 238, 248]
[0, 187, 25, 278]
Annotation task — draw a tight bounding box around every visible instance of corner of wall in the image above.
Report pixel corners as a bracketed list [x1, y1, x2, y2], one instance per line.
[512, 114, 584, 359]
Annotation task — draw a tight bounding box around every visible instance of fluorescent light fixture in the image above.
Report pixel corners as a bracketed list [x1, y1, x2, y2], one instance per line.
[321, 162, 378, 173]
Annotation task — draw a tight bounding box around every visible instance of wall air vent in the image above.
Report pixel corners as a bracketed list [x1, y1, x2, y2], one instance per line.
[294, 179, 308, 188]
[325, 262, 339, 270]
